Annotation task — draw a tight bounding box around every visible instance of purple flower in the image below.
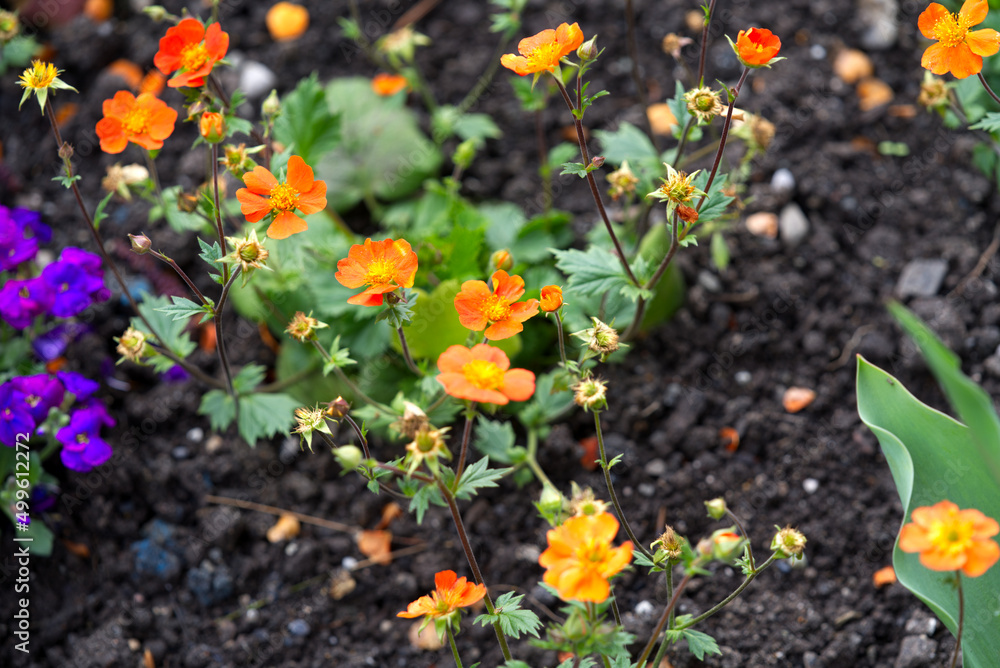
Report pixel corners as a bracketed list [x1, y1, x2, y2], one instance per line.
[0, 382, 35, 447]
[60, 247, 110, 303]
[0, 277, 54, 329]
[57, 371, 100, 401]
[161, 365, 190, 383]
[11, 374, 65, 423]
[13, 207, 51, 244]
[41, 260, 95, 318]
[0, 217, 38, 272]
[56, 402, 115, 472]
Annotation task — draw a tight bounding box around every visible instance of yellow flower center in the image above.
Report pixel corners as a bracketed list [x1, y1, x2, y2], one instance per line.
[928, 517, 975, 555]
[527, 42, 565, 72]
[179, 42, 210, 72]
[363, 258, 398, 287]
[122, 107, 152, 136]
[21, 61, 58, 89]
[935, 14, 969, 48]
[483, 294, 512, 322]
[580, 537, 610, 563]
[461, 359, 505, 390]
[268, 182, 299, 212]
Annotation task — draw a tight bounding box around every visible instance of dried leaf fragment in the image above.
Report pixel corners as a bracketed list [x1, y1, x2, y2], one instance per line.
[833, 49, 873, 84]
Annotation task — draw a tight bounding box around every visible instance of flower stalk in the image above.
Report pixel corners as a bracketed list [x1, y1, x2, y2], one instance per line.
[594, 410, 653, 560]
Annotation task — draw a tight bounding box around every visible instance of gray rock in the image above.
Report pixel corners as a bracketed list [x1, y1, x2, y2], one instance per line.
[894, 635, 937, 668]
[287, 619, 311, 637]
[239, 61, 277, 99]
[896, 259, 948, 298]
[779, 203, 810, 247]
[904, 614, 938, 636]
[771, 168, 796, 193]
[858, 0, 899, 50]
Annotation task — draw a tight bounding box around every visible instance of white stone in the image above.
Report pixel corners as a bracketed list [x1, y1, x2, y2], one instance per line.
[239, 61, 278, 99]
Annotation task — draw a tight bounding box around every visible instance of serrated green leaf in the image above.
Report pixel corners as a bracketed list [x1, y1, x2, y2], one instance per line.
[453, 457, 510, 500]
[198, 236, 224, 266]
[273, 73, 341, 165]
[551, 246, 633, 299]
[322, 336, 357, 375]
[92, 191, 115, 231]
[474, 592, 541, 639]
[155, 296, 213, 323]
[681, 628, 721, 660]
[560, 161, 591, 178]
[199, 389, 236, 432]
[970, 111, 1000, 133]
[233, 363, 267, 393]
[473, 417, 516, 464]
[236, 392, 300, 446]
[134, 295, 197, 359]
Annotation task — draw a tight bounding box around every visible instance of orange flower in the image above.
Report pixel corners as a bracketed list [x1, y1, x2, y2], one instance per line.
[154, 17, 229, 88]
[733, 27, 782, 67]
[918, 0, 1000, 79]
[898, 500, 1000, 577]
[236, 156, 327, 239]
[454, 270, 539, 340]
[501, 22, 585, 76]
[372, 73, 409, 96]
[539, 512, 634, 602]
[436, 344, 535, 405]
[95, 91, 177, 154]
[397, 570, 486, 619]
[540, 285, 563, 312]
[266, 2, 310, 42]
[334, 238, 418, 306]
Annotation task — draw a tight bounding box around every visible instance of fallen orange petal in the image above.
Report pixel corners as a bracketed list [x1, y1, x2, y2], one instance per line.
[856, 77, 894, 112]
[62, 539, 91, 558]
[357, 529, 393, 565]
[376, 502, 403, 530]
[647, 103, 677, 135]
[199, 322, 217, 353]
[719, 427, 740, 452]
[783, 387, 816, 413]
[579, 436, 599, 471]
[84, 0, 113, 22]
[873, 565, 896, 588]
[266, 513, 301, 542]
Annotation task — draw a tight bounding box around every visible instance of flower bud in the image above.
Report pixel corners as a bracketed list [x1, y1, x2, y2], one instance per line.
[770, 525, 807, 559]
[262, 89, 281, 117]
[537, 485, 566, 519]
[590, 155, 605, 169]
[452, 138, 477, 170]
[577, 318, 619, 355]
[573, 376, 608, 412]
[577, 35, 598, 61]
[490, 249, 514, 272]
[684, 87, 724, 124]
[142, 5, 168, 22]
[285, 311, 327, 342]
[708, 527, 745, 563]
[115, 327, 147, 363]
[333, 444, 363, 470]
[651, 525, 684, 560]
[199, 111, 226, 143]
[540, 285, 563, 312]
[58, 142, 74, 160]
[293, 405, 332, 451]
[704, 497, 728, 520]
[128, 233, 152, 254]
[606, 161, 639, 200]
[325, 396, 351, 420]
[0, 10, 21, 42]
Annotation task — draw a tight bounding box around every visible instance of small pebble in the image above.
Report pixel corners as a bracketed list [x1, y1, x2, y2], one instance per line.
[186, 427, 204, 443]
[239, 61, 278, 99]
[342, 556, 359, 570]
[697, 269, 722, 293]
[645, 459, 667, 476]
[287, 619, 311, 637]
[779, 203, 810, 247]
[638, 483, 656, 498]
[803, 478, 820, 494]
[896, 259, 948, 298]
[171, 446, 190, 460]
[634, 600, 655, 618]
[809, 44, 826, 60]
[735, 370, 752, 386]
[770, 168, 796, 193]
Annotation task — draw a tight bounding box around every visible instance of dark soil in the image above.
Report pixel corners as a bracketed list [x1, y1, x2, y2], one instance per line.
[2, 1, 998, 667]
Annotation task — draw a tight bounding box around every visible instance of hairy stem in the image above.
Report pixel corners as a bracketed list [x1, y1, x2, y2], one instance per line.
[696, 0, 719, 87]
[594, 411, 653, 559]
[636, 572, 692, 668]
[454, 408, 477, 481]
[696, 67, 750, 212]
[397, 326, 422, 376]
[674, 553, 778, 630]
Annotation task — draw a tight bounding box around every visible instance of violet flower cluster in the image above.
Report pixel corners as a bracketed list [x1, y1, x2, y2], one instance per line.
[0, 371, 114, 471]
[1, 204, 110, 330]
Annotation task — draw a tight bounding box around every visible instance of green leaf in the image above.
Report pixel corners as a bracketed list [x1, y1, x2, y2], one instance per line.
[551, 246, 634, 300]
[474, 592, 542, 638]
[857, 340, 1000, 666]
[198, 236, 223, 266]
[969, 111, 1000, 133]
[134, 295, 197, 359]
[692, 170, 734, 224]
[407, 481, 444, 524]
[710, 232, 730, 270]
[593, 121, 658, 167]
[92, 191, 115, 231]
[452, 457, 510, 500]
[235, 392, 300, 445]
[155, 296, 213, 323]
[199, 389, 236, 432]
[560, 161, 594, 178]
[232, 363, 267, 393]
[273, 73, 341, 165]
[318, 78, 441, 211]
[151, 186, 210, 233]
[322, 336, 357, 375]
[473, 417, 517, 464]
[665, 628, 720, 660]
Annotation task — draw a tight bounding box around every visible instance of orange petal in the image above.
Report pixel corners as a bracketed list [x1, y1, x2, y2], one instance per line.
[347, 291, 386, 307]
[960, 0, 989, 27]
[286, 155, 315, 193]
[965, 28, 1000, 57]
[492, 270, 525, 301]
[517, 28, 557, 57]
[434, 570, 458, 590]
[873, 565, 897, 587]
[296, 181, 327, 214]
[555, 22, 585, 54]
[357, 529, 393, 565]
[500, 54, 531, 75]
[501, 368, 535, 401]
[243, 165, 279, 195]
[96, 118, 127, 154]
[267, 210, 308, 239]
[204, 21, 230, 59]
[437, 345, 474, 374]
[236, 188, 272, 222]
[949, 43, 983, 78]
[173, 17, 206, 44]
[962, 538, 1000, 577]
[470, 343, 510, 370]
[335, 258, 369, 288]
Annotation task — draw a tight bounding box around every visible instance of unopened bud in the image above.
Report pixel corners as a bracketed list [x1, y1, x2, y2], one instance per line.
[0, 10, 20, 42]
[452, 139, 477, 170]
[577, 35, 598, 61]
[490, 249, 514, 272]
[325, 396, 351, 420]
[708, 527, 745, 563]
[333, 445, 364, 471]
[128, 233, 152, 254]
[537, 485, 565, 518]
[58, 142, 73, 160]
[590, 155, 605, 169]
[186, 99, 209, 121]
[262, 89, 281, 117]
[142, 5, 168, 22]
[199, 111, 226, 143]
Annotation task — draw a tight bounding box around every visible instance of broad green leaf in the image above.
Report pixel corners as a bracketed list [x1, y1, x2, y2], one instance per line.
[680, 629, 721, 660]
[273, 73, 341, 165]
[236, 392, 300, 446]
[551, 246, 632, 299]
[857, 353, 1000, 668]
[155, 296, 213, 323]
[474, 592, 541, 638]
[151, 186, 210, 233]
[319, 78, 442, 211]
[133, 295, 197, 360]
[473, 417, 517, 464]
